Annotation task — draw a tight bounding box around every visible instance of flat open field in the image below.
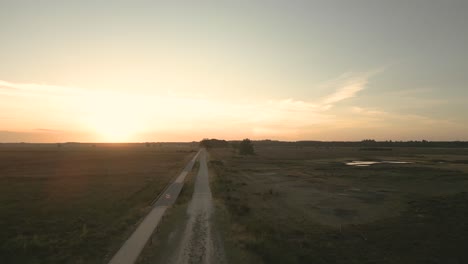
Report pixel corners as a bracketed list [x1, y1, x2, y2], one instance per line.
[210, 145, 468, 264]
[0, 143, 196, 264]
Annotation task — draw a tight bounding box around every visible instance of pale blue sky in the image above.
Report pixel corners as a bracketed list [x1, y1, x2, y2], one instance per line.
[0, 0, 467, 141]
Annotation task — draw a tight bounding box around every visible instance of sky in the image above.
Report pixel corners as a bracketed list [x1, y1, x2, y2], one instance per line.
[1, 0, 467, 142]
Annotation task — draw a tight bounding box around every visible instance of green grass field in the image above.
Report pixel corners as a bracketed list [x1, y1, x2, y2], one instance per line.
[0, 143, 196, 264]
[210, 145, 468, 264]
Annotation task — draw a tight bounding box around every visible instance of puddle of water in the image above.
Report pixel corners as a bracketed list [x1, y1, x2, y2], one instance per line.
[346, 161, 413, 167]
[346, 161, 380, 166]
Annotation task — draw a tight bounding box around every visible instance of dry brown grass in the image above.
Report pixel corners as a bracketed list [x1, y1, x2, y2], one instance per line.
[210, 145, 468, 263]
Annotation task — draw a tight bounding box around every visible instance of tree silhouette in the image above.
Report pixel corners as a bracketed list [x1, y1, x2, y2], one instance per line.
[239, 138, 255, 155]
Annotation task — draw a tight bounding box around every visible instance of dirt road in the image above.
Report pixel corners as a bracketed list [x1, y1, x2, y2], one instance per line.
[108, 150, 200, 264]
[169, 149, 225, 264]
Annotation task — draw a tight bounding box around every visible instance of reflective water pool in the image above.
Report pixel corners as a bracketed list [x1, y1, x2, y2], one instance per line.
[346, 161, 413, 167]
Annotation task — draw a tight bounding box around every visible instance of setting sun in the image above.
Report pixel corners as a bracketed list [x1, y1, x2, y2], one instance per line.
[89, 116, 138, 142]
[82, 92, 149, 142]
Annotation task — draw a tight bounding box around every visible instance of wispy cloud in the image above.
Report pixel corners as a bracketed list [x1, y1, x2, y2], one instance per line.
[351, 106, 387, 116]
[34, 128, 62, 133]
[0, 80, 82, 96]
[320, 70, 380, 105]
[0, 70, 378, 141]
[350, 105, 456, 127]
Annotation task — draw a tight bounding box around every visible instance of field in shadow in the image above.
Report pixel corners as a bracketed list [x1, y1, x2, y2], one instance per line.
[0, 143, 196, 264]
[210, 146, 468, 263]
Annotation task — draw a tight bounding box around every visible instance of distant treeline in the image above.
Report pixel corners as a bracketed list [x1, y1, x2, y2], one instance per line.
[199, 138, 468, 148]
[199, 139, 230, 148]
[254, 139, 468, 148]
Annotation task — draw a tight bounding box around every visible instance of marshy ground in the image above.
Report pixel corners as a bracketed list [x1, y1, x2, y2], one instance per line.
[209, 145, 468, 264]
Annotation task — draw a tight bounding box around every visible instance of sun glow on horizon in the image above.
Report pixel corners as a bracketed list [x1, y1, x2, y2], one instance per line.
[82, 92, 149, 142]
[90, 117, 138, 142]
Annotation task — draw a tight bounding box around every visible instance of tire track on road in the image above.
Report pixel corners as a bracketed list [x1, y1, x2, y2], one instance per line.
[108, 150, 200, 264]
[170, 149, 226, 264]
